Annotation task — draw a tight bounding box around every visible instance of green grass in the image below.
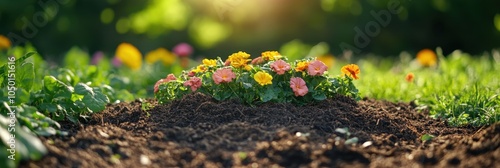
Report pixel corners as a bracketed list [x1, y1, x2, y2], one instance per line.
[354, 49, 500, 126]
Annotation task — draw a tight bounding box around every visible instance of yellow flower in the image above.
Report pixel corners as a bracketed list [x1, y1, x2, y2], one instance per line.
[261, 51, 282, 61]
[416, 49, 437, 67]
[227, 51, 251, 68]
[192, 65, 206, 73]
[254, 71, 273, 86]
[0, 35, 12, 50]
[295, 61, 309, 72]
[145, 47, 176, 66]
[115, 43, 143, 70]
[202, 59, 217, 67]
[244, 65, 253, 71]
[316, 54, 335, 68]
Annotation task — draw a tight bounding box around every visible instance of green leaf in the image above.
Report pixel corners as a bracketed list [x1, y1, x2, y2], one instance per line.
[43, 76, 73, 98]
[260, 87, 277, 102]
[0, 51, 35, 76]
[74, 83, 94, 95]
[312, 92, 327, 101]
[77, 83, 109, 113]
[16, 62, 35, 91]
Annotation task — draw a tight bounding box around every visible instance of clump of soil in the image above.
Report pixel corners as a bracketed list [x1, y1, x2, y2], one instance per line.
[22, 93, 499, 167]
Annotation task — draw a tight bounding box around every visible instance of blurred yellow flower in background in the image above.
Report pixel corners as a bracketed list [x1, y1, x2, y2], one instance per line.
[316, 54, 335, 68]
[115, 43, 143, 70]
[145, 47, 176, 66]
[416, 49, 437, 67]
[0, 35, 12, 50]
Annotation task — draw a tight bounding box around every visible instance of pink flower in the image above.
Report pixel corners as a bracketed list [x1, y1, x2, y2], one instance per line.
[183, 77, 202, 91]
[154, 74, 177, 93]
[165, 74, 177, 82]
[212, 68, 236, 84]
[307, 60, 328, 76]
[172, 43, 193, 57]
[290, 77, 308, 96]
[251, 57, 264, 65]
[270, 60, 291, 75]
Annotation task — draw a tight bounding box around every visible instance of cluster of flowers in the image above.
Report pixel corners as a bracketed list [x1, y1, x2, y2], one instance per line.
[154, 51, 360, 105]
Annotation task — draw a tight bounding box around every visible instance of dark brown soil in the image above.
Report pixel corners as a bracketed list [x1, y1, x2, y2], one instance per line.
[22, 93, 499, 168]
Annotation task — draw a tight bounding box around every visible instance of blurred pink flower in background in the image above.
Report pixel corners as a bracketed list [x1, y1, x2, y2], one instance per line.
[112, 56, 122, 67]
[307, 60, 328, 76]
[173, 43, 193, 68]
[290, 77, 308, 96]
[173, 43, 193, 57]
[91, 51, 104, 65]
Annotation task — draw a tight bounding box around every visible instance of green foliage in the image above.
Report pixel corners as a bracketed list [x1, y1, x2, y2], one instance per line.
[357, 49, 500, 126]
[0, 105, 47, 168]
[0, 51, 110, 167]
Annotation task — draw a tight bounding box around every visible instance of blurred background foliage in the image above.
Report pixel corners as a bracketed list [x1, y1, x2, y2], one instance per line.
[1, 0, 499, 62]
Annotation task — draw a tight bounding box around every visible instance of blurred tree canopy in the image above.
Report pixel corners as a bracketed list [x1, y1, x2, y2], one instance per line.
[1, 0, 499, 60]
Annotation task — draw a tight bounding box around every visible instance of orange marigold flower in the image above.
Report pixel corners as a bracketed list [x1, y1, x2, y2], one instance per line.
[0, 35, 12, 50]
[295, 61, 309, 72]
[405, 72, 415, 83]
[416, 49, 437, 67]
[341, 64, 360, 80]
[261, 51, 281, 61]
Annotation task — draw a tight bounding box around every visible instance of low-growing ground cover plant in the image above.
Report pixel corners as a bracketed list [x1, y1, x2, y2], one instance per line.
[155, 51, 360, 105]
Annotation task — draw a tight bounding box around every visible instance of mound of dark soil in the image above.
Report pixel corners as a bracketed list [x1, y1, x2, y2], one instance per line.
[22, 93, 499, 167]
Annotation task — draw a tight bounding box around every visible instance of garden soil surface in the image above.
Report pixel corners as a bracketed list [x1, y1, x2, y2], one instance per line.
[22, 93, 499, 168]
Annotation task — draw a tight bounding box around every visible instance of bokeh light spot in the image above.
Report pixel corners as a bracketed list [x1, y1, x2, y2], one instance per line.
[57, 16, 70, 32]
[116, 18, 130, 34]
[189, 17, 231, 49]
[494, 14, 500, 32]
[100, 8, 114, 24]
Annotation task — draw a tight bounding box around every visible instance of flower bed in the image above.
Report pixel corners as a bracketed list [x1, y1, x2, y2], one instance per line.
[155, 51, 360, 105]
